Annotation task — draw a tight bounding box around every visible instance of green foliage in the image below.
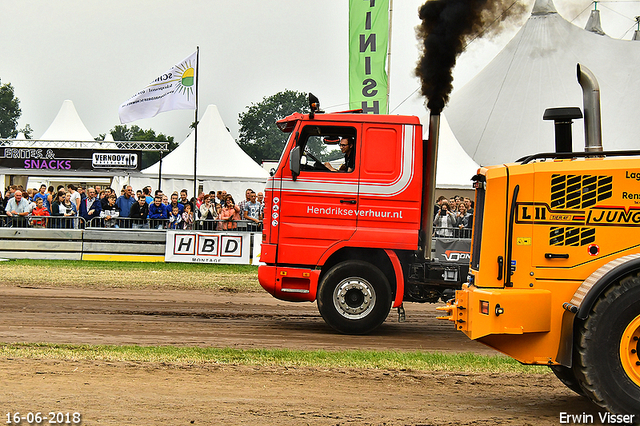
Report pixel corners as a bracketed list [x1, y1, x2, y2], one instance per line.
[97, 124, 177, 169]
[0, 80, 23, 138]
[18, 123, 33, 139]
[237, 90, 310, 163]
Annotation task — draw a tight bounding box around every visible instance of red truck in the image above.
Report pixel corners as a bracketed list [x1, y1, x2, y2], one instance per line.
[258, 97, 460, 334]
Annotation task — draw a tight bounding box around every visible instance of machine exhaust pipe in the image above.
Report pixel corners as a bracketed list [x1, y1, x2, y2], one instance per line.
[577, 64, 603, 152]
[421, 113, 440, 260]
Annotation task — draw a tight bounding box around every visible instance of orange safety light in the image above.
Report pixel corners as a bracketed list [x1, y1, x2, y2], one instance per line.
[480, 300, 490, 315]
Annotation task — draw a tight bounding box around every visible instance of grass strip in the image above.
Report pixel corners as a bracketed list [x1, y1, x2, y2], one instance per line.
[0, 259, 260, 292]
[0, 343, 550, 374]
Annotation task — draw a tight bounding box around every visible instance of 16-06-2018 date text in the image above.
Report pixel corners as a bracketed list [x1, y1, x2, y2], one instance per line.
[5, 412, 81, 424]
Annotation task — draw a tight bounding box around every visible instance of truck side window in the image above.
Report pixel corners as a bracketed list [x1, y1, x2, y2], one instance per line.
[297, 126, 357, 173]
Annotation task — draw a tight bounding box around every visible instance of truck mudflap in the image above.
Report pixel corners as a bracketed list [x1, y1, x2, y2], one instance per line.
[437, 284, 552, 340]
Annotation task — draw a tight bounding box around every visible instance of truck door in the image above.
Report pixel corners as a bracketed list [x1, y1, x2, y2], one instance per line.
[353, 123, 422, 247]
[276, 124, 360, 266]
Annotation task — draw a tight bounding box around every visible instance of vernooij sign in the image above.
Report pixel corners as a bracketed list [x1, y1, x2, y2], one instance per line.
[0, 148, 141, 172]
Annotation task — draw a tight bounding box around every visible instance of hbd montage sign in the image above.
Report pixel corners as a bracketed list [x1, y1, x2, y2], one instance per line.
[0, 147, 141, 172]
[165, 230, 251, 264]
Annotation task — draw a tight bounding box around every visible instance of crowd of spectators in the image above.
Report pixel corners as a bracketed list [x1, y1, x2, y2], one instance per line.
[0, 183, 265, 232]
[0, 183, 472, 238]
[433, 195, 474, 238]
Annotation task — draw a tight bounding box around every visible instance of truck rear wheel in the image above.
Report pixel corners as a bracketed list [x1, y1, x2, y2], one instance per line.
[573, 274, 640, 414]
[317, 260, 392, 335]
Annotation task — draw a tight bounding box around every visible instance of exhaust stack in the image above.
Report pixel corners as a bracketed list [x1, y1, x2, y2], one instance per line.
[577, 64, 603, 152]
[421, 114, 440, 260]
[543, 107, 583, 153]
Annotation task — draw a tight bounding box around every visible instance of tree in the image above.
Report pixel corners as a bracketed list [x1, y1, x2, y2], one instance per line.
[0, 80, 24, 138]
[18, 124, 33, 139]
[96, 125, 177, 169]
[238, 90, 323, 163]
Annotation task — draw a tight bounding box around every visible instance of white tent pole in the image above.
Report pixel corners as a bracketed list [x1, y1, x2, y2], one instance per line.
[158, 150, 163, 191]
[193, 46, 200, 208]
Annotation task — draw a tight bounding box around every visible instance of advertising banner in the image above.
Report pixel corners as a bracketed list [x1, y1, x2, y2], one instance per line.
[0, 147, 141, 172]
[165, 230, 251, 264]
[348, 0, 389, 114]
[432, 238, 472, 264]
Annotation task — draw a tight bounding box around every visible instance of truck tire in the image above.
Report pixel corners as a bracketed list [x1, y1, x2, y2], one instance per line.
[573, 273, 640, 414]
[549, 365, 585, 396]
[317, 260, 392, 335]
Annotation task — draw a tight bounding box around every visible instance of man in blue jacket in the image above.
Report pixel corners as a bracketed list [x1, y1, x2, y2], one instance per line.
[78, 187, 102, 227]
[148, 195, 168, 229]
[116, 185, 136, 227]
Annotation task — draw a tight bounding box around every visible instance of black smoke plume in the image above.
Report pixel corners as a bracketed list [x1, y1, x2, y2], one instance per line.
[416, 0, 526, 114]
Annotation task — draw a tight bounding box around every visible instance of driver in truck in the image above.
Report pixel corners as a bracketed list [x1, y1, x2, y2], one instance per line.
[324, 136, 355, 172]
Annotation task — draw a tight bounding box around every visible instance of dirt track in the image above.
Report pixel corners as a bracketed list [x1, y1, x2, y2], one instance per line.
[0, 285, 603, 425]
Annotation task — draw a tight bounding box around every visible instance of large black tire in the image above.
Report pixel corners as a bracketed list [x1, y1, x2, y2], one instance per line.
[317, 260, 392, 335]
[549, 365, 585, 396]
[573, 273, 640, 415]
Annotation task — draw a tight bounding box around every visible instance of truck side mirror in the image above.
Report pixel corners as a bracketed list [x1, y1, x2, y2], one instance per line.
[290, 146, 301, 181]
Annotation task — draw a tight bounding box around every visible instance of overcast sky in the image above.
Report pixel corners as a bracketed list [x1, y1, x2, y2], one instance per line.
[2, 0, 637, 143]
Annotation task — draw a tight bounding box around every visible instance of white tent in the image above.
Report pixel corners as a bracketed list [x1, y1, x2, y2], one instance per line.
[128, 104, 268, 198]
[422, 113, 479, 190]
[40, 100, 94, 141]
[17, 100, 115, 190]
[446, 0, 640, 166]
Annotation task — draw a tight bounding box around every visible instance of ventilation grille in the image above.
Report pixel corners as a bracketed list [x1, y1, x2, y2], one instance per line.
[550, 227, 596, 246]
[551, 174, 612, 209]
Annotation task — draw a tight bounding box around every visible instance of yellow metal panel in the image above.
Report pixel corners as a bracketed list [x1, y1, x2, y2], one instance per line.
[82, 254, 165, 262]
[463, 287, 552, 340]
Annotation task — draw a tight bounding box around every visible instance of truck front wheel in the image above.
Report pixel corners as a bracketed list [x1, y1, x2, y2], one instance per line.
[573, 273, 640, 414]
[317, 260, 392, 335]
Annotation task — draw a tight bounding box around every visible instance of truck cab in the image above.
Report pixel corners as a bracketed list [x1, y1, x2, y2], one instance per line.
[259, 96, 436, 333]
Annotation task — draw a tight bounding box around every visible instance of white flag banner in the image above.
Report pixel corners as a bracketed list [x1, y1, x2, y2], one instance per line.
[118, 51, 197, 124]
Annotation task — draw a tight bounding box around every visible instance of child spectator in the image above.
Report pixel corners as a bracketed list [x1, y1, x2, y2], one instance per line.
[168, 205, 182, 229]
[182, 204, 194, 230]
[30, 197, 50, 228]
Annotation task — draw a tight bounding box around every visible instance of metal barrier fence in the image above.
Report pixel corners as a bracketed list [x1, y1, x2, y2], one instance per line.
[433, 226, 472, 239]
[0, 215, 85, 229]
[0, 215, 262, 232]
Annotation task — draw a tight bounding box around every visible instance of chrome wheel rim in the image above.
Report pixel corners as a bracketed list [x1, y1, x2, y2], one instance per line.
[333, 277, 376, 319]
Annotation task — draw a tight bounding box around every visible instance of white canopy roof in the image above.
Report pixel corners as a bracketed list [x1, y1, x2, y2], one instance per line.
[40, 100, 94, 141]
[142, 104, 268, 180]
[423, 113, 479, 189]
[446, 0, 640, 166]
[129, 104, 268, 197]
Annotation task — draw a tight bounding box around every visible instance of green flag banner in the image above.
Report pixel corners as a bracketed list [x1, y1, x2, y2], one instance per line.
[349, 0, 389, 114]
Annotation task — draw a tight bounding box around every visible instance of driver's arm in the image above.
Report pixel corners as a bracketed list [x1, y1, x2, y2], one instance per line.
[324, 162, 338, 172]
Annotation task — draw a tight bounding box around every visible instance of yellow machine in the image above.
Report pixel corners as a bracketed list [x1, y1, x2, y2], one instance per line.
[438, 65, 640, 416]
